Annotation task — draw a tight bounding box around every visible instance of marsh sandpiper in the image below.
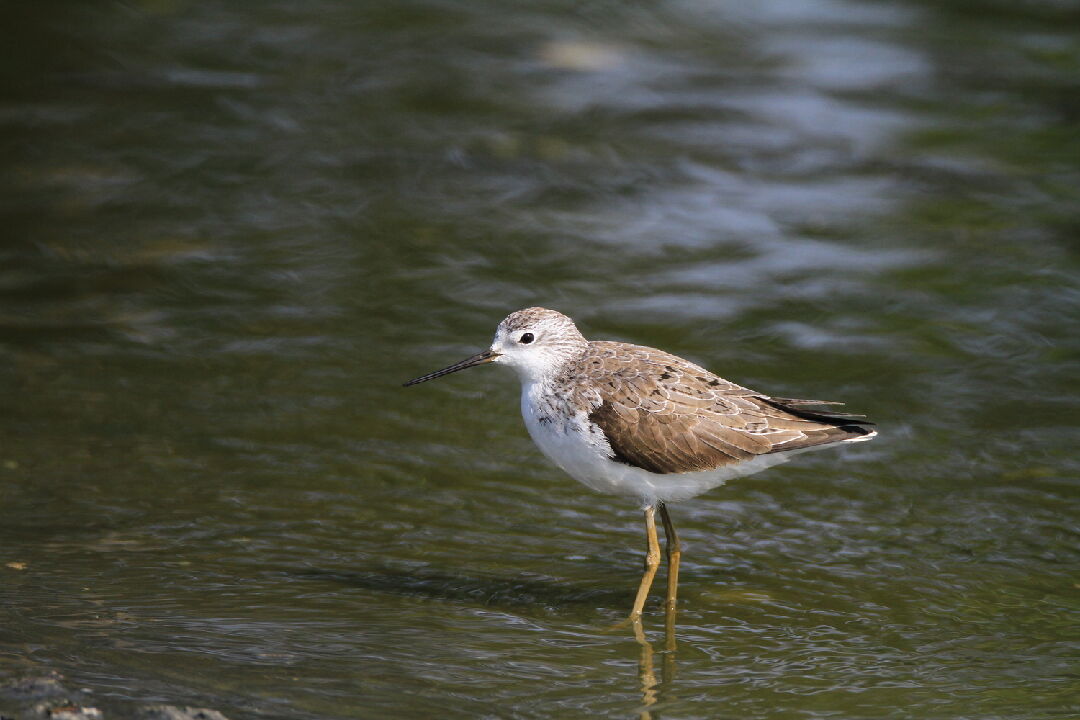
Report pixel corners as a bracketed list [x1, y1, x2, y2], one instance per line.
[404, 307, 876, 621]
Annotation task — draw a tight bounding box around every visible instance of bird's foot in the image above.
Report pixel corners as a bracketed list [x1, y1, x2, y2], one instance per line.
[604, 612, 644, 633]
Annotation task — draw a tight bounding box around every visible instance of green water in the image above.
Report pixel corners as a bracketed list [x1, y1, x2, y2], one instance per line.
[2, 1, 1078, 718]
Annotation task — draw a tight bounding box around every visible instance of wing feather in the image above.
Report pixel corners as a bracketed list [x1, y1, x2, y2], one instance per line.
[582, 342, 875, 475]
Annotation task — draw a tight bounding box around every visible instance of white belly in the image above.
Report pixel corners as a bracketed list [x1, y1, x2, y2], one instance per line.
[520, 383, 792, 506]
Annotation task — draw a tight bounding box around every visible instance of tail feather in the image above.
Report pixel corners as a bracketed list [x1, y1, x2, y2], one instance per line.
[769, 396, 845, 406]
[761, 396, 877, 437]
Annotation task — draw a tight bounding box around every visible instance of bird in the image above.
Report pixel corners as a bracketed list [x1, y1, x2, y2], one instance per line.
[403, 307, 876, 621]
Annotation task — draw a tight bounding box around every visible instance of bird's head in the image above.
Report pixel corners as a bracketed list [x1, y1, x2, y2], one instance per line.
[403, 307, 588, 387]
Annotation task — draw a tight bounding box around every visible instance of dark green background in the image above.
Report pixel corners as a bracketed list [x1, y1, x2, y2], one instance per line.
[2, 1, 1077, 718]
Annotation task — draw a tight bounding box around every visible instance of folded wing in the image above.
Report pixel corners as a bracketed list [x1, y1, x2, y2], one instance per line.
[582, 342, 874, 475]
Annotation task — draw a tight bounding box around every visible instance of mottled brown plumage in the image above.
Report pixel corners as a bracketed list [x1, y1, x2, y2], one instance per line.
[574, 341, 873, 475]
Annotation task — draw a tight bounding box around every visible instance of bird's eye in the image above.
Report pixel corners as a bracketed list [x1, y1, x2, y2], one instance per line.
[519, 332, 535, 344]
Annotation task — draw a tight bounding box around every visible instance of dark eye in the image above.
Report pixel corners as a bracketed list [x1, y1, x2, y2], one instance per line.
[519, 332, 535, 344]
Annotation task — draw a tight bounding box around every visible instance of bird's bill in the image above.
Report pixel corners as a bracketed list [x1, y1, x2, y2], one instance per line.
[402, 349, 501, 387]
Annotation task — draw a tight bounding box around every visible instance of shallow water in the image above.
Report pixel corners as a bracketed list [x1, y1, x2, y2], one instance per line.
[2, 1, 1078, 718]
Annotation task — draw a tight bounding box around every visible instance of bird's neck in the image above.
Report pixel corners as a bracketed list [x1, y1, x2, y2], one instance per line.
[512, 345, 585, 387]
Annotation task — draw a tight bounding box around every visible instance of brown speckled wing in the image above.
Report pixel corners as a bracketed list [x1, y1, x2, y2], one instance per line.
[580, 341, 874, 475]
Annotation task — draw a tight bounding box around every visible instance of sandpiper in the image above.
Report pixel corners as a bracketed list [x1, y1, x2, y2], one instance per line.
[404, 307, 876, 620]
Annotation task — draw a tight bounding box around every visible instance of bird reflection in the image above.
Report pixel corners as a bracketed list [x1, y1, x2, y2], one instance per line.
[631, 604, 677, 719]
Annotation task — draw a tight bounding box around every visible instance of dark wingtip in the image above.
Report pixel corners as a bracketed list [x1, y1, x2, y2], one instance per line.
[762, 396, 876, 431]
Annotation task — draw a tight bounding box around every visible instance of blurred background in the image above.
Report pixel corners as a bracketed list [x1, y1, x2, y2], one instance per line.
[1, 1, 1077, 718]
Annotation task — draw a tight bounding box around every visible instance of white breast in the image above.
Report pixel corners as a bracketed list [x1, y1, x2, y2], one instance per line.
[519, 381, 793, 506]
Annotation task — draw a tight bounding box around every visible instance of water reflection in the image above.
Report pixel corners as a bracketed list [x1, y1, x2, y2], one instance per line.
[632, 611, 677, 720]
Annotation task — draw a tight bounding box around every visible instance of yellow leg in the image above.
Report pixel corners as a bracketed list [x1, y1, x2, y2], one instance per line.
[629, 505, 661, 620]
[658, 503, 681, 616]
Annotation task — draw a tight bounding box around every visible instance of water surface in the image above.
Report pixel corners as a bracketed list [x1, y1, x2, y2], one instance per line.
[2, 1, 1078, 718]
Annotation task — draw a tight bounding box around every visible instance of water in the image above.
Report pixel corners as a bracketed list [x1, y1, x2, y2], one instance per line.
[2, 1, 1078, 718]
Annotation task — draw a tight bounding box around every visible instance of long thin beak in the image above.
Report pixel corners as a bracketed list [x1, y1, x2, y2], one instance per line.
[402, 349, 501, 387]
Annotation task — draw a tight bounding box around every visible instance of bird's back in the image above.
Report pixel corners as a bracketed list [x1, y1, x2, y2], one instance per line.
[565, 340, 875, 476]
